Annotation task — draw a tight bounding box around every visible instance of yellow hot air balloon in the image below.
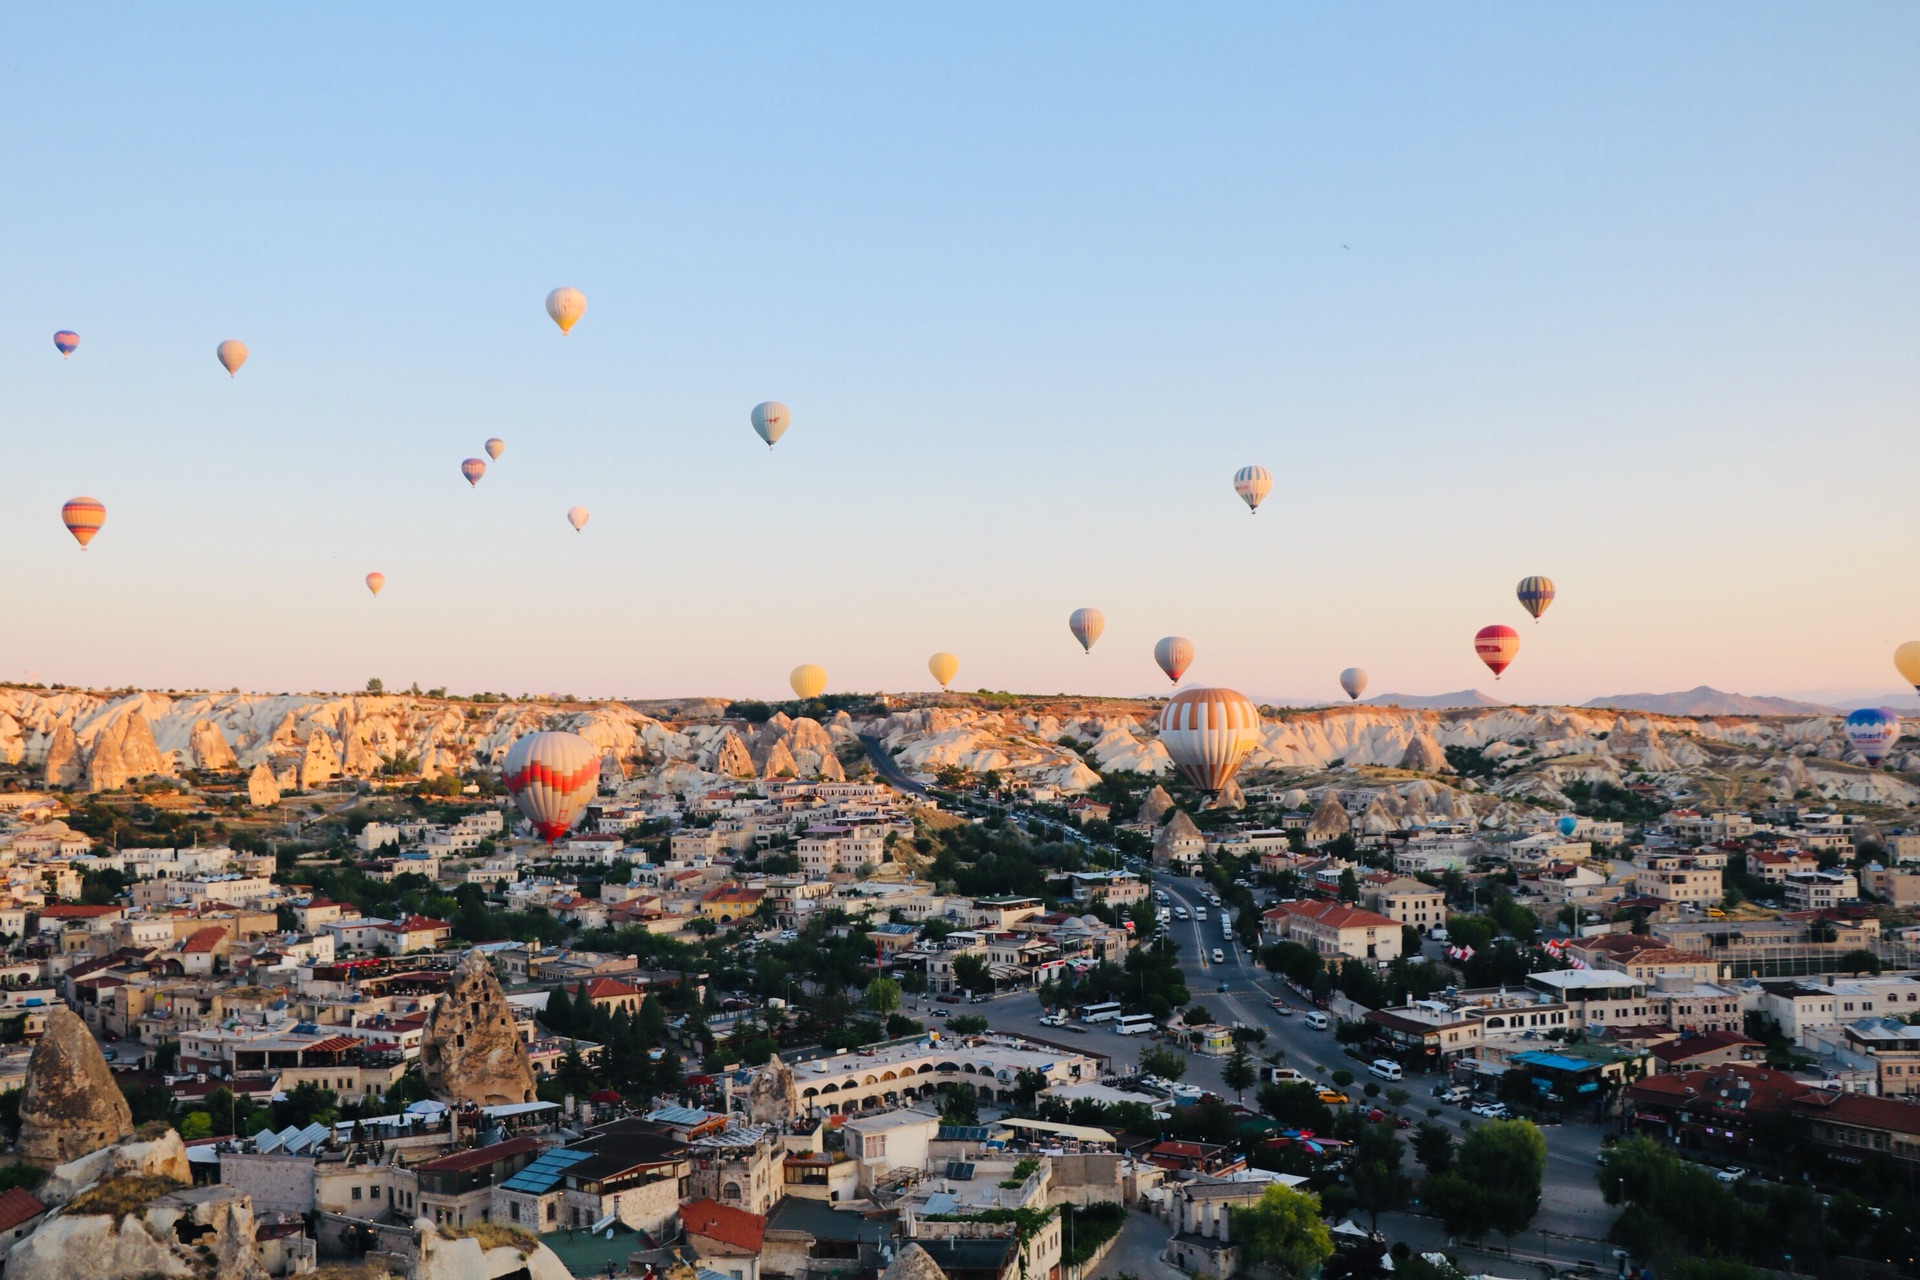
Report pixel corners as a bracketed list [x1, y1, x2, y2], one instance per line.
[790, 664, 827, 700]
[1896, 642, 1920, 694]
[216, 339, 248, 376]
[929, 652, 959, 689]
[546, 287, 587, 334]
[365, 572, 385, 596]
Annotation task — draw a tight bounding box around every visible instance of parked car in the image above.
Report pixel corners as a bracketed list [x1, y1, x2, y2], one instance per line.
[936, 995, 962, 1004]
[1319, 1090, 1351, 1106]
[1469, 1101, 1509, 1118]
[1715, 1167, 1747, 1184]
[1365, 1109, 1411, 1128]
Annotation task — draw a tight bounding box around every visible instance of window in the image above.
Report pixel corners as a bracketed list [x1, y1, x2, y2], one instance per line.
[510, 1204, 520, 1222]
[352, 1187, 362, 1201]
[371, 1187, 381, 1199]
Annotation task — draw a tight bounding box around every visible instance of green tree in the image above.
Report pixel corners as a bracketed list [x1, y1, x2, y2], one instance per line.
[1352, 1123, 1412, 1231]
[953, 953, 993, 995]
[1455, 1118, 1546, 1240]
[1231, 1183, 1335, 1277]
[1222, 1043, 1256, 1102]
[1412, 1120, 1454, 1174]
[365, 677, 384, 694]
[1138, 1042, 1187, 1084]
[1337, 869, 1361, 903]
[938, 1083, 979, 1126]
[179, 1111, 213, 1139]
[949, 1015, 989, 1035]
[863, 977, 903, 1015]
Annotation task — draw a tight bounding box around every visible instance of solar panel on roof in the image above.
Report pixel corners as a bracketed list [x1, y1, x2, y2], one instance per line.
[944, 1161, 975, 1181]
[499, 1146, 591, 1194]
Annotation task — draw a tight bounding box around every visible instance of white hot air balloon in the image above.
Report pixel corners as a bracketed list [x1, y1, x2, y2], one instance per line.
[1068, 608, 1105, 654]
[1233, 465, 1272, 514]
[216, 339, 248, 377]
[1339, 668, 1368, 701]
[546, 287, 587, 334]
[752, 402, 791, 448]
[503, 730, 600, 844]
[567, 506, 590, 532]
[485, 438, 506, 461]
[1159, 687, 1262, 795]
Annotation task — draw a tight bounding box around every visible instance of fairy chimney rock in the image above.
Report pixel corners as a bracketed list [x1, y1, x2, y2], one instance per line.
[1138, 784, 1175, 825]
[18, 1008, 134, 1166]
[420, 950, 537, 1107]
[247, 761, 282, 808]
[747, 1053, 798, 1125]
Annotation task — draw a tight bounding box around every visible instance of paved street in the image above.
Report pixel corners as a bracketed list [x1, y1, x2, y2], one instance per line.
[1085, 1210, 1183, 1280]
[947, 865, 1618, 1265]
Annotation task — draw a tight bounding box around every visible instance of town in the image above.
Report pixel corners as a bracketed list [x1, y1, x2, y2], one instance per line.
[0, 688, 1913, 1280]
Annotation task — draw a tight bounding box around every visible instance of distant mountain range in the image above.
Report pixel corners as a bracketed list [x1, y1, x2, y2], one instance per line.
[1579, 685, 1838, 716]
[1360, 689, 1508, 710]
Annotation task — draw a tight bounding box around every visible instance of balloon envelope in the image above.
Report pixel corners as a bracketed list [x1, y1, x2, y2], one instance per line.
[567, 506, 590, 531]
[61, 497, 105, 549]
[1558, 815, 1578, 837]
[1846, 708, 1902, 765]
[546, 287, 587, 334]
[1896, 642, 1920, 693]
[790, 664, 827, 700]
[928, 652, 959, 689]
[485, 438, 506, 461]
[216, 339, 248, 376]
[752, 402, 791, 448]
[365, 572, 385, 596]
[1155, 636, 1194, 684]
[1233, 465, 1272, 514]
[1339, 668, 1368, 701]
[460, 458, 487, 486]
[1068, 608, 1105, 654]
[503, 730, 600, 844]
[1517, 576, 1556, 621]
[1474, 625, 1519, 679]
[53, 331, 78, 358]
[1159, 687, 1262, 794]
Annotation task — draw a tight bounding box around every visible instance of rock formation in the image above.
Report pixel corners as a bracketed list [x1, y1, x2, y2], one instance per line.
[18, 1009, 134, 1166]
[1305, 790, 1351, 845]
[246, 762, 281, 807]
[41, 1128, 192, 1206]
[85, 730, 129, 793]
[817, 748, 847, 781]
[881, 1244, 951, 1280]
[761, 738, 799, 780]
[189, 718, 238, 770]
[746, 1053, 797, 1125]
[42, 724, 80, 788]
[1138, 784, 1174, 825]
[300, 730, 341, 787]
[713, 729, 756, 780]
[420, 950, 537, 1107]
[410, 1216, 573, 1280]
[7, 1183, 269, 1280]
[1154, 809, 1203, 866]
[1398, 732, 1450, 773]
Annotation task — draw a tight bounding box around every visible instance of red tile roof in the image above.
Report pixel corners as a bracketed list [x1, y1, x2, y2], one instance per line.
[182, 926, 228, 954]
[0, 1187, 45, 1233]
[412, 1136, 541, 1174]
[383, 915, 451, 934]
[38, 904, 123, 919]
[1271, 899, 1400, 932]
[681, 1198, 766, 1253]
[580, 977, 642, 1000]
[1792, 1090, 1920, 1137]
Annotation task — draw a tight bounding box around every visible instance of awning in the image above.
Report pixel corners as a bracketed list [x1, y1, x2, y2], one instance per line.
[998, 1118, 1115, 1145]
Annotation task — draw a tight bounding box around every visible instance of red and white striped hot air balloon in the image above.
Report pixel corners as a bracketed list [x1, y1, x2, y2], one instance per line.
[503, 730, 600, 844]
[1155, 636, 1194, 684]
[61, 497, 106, 549]
[1159, 687, 1262, 795]
[1474, 625, 1520, 679]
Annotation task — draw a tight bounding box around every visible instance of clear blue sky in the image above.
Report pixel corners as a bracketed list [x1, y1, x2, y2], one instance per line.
[2, 7, 1915, 704]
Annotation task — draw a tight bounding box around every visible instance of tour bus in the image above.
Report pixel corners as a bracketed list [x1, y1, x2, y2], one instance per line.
[1114, 1014, 1158, 1035]
[1078, 1001, 1125, 1025]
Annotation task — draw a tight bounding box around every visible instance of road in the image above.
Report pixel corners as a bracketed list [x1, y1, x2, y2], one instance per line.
[945, 866, 1618, 1261]
[861, 735, 929, 796]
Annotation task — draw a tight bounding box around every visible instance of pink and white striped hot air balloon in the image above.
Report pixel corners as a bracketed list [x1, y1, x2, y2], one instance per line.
[503, 730, 600, 844]
[1155, 636, 1194, 684]
[1474, 625, 1519, 679]
[1159, 687, 1262, 795]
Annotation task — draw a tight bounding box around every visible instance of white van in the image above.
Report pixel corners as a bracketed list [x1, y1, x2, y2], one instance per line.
[1303, 1011, 1331, 1030]
[1368, 1059, 1404, 1082]
[1265, 1067, 1313, 1086]
[1173, 906, 1190, 920]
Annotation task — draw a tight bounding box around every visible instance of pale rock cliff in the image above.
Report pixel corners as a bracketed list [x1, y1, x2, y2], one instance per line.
[420, 951, 537, 1107]
[18, 1009, 134, 1166]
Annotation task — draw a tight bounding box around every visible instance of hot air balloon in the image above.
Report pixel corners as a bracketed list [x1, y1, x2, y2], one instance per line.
[502, 730, 600, 844]
[567, 506, 590, 532]
[216, 339, 248, 377]
[1474, 625, 1519, 679]
[1846, 708, 1902, 766]
[790, 664, 827, 700]
[751, 402, 791, 448]
[1155, 636, 1194, 684]
[1159, 687, 1262, 795]
[1517, 576, 1556, 622]
[1339, 668, 1368, 701]
[1068, 608, 1104, 654]
[61, 497, 105, 549]
[53, 331, 78, 359]
[485, 438, 505, 461]
[929, 652, 959, 690]
[460, 458, 487, 486]
[1558, 815, 1578, 838]
[365, 572, 385, 596]
[546, 287, 587, 334]
[1233, 465, 1272, 515]
[1896, 642, 1920, 695]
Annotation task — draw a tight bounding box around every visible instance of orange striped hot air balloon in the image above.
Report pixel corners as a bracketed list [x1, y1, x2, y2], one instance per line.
[365, 572, 385, 596]
[61, 497, 106, 549]
[1159, 686, 1262, 794]
[1155, 636, 1194, 684]
[1474, 625, 1519, 679]
[503, 730, 600, 844]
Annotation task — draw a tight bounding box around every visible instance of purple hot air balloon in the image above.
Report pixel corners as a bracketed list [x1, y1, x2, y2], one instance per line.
[460, 458, 487, 487]
[53, 331, 79, 359]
